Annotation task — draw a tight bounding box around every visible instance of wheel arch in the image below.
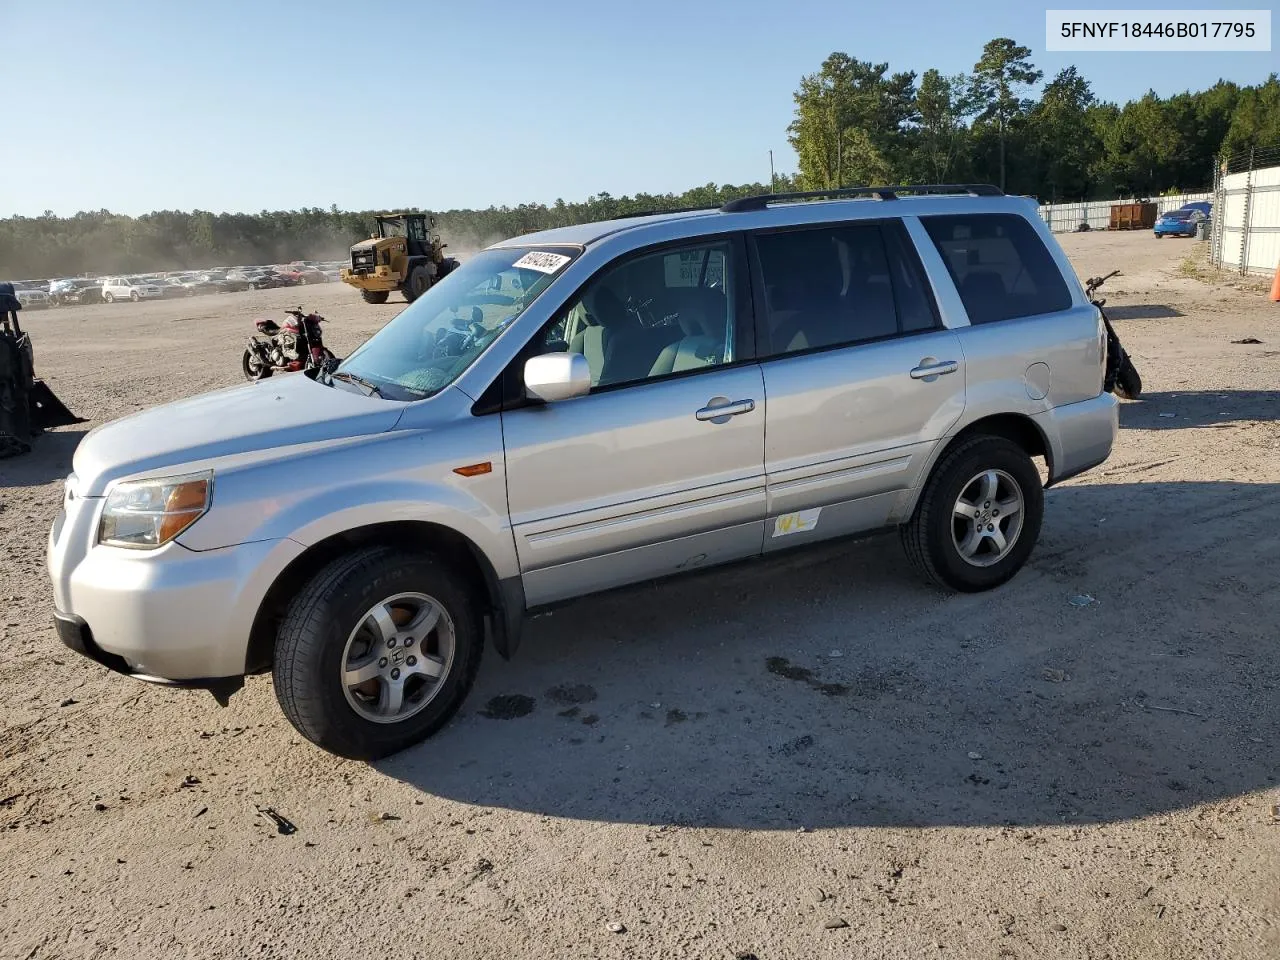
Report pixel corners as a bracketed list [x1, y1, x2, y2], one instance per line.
[245, 520, 523, 674]
[906, 413, 1053, 521]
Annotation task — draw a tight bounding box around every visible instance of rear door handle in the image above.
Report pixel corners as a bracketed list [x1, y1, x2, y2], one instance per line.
[696, 398, 756, 421]
[909, 360, 958, 380]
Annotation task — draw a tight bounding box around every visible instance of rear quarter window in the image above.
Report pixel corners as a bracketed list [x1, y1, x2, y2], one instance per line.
[921, 214, 1072, 324]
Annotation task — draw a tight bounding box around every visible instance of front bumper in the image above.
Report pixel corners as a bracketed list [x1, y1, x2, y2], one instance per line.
[49, 493, 304, 680]
[53, 611, 245, 700]
[1154, 224, 1195, 236]
[341, 265, 401, 291]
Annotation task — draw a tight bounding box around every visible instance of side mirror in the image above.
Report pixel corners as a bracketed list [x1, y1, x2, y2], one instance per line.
[524, 352, 590, 402]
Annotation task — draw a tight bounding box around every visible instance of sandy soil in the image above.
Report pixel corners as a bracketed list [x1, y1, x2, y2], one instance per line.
[2, 234, 1278, 960]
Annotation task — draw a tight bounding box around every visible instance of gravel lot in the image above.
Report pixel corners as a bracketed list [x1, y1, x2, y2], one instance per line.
[2, 233, 1278, 959]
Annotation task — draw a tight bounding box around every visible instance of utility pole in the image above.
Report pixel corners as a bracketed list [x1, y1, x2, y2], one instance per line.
[769, 150, 776, 193]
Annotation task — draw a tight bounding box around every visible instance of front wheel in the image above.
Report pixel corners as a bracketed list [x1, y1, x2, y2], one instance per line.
[1114, 358, 1142, 400]
[901, 436, 1044, 592]
[272, 547, 484, 760]
[402, 265, 430, 302]
[361, 289, 390, 305]
[130, 291, 140, 301]
[242, 347, 272, 381]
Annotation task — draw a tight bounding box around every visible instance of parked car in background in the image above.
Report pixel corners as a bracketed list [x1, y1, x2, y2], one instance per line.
[293, 265, 329, 284]
[50, 279, 104, 306]
[1154, 205, 1208, 238]
[252, 269, 297, 289]
[212, 271, 251, 293]
[101, 277, 165, 302]
[158, 277, 192, 299]
[272, 266, 309, 285]
[15, 285, 51, 309]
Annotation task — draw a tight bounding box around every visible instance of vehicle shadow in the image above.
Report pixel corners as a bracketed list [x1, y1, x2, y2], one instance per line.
[1119, 390, 1280, 429]
[380, 480, 1280, 830]
[1107, 304, 1183, 320]
[0, 428, 86, 488]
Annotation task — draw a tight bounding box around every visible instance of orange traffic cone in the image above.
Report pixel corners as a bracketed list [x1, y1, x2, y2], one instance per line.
[1271, 260, 1280, 302]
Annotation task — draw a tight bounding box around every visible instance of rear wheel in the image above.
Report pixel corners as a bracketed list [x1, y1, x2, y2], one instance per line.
[242, 347, 272, 381]
[1114, 358, 1142, 400]
[272, 547, 484, 760]
[103, 292, 114, 303]
[403, 265, 430, 303]
[902, 436, 1044, 592]
[361, 289, 390, 305]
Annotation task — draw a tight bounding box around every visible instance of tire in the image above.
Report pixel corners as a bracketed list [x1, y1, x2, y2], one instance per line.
[402, 265, 429, 303]
[361, 289, 389, 305]
[242, 347, 272, 381]
[901, 435, 1044, 593]
[1114, 358, 1142, 400]
[272, 546, 484, 760]
[248, 282, 258, 291]
[103, 292, 114, 303]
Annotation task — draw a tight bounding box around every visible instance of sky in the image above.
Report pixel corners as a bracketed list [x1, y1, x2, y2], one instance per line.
[1, 0, 1274, 217]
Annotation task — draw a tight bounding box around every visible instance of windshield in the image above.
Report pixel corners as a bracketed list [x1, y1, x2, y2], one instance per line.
[1166, 210, 1192, 219]
[334, 246, 578, 401]
[379, 218, 406, 238]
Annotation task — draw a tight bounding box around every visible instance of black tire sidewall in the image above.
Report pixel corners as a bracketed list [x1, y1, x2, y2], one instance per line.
[1116, 362, 1142, 400]
[918, 437, 1044, 592]
[273, 549, 482, 760]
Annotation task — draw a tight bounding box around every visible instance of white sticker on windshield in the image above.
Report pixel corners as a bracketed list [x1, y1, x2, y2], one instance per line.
[513, 250, 572, 274]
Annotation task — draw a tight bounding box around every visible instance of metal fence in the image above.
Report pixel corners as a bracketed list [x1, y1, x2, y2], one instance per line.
[1211, 144, 1280, 276]
[1037, 192, 1213, 234]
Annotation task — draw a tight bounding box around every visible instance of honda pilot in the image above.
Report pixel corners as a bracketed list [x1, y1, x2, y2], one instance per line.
[49, 185, 1119, 759]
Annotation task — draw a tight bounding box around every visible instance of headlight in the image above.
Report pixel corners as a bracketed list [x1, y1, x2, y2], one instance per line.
[98, 471, 213, 549]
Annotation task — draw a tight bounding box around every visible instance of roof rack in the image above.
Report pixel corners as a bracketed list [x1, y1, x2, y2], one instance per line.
[719, 183, 1003, 213]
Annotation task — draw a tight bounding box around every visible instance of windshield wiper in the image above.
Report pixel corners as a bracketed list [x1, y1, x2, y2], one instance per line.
[330, 370, 383, 398]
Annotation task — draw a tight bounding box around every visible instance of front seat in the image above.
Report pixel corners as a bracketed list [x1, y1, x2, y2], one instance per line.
[570, 287, 665, 386]
[649, 288, 728, 376]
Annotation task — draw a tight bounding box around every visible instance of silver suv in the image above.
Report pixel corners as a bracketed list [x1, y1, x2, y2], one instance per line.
[48, 185, 1118, 759]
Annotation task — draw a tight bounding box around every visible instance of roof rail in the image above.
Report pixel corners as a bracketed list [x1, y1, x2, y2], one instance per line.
[719, 183, 1003, 213]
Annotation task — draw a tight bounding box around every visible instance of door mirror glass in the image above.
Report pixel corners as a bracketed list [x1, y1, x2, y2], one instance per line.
[524, 352, 590, 402]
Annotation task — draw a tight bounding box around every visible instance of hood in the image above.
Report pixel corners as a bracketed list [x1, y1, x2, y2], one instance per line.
[73, 373, 404, 496]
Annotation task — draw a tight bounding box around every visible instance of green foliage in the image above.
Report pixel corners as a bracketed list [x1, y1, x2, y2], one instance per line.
[787, 53, 917, 189]
[1222, 74, 1280, 155]
[970, 38, 1043, 190]
[787, 40, 1275, 203]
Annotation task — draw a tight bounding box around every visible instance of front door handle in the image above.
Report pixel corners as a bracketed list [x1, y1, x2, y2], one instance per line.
[696, 398, 756, 422]
[909, 359, 959, 380]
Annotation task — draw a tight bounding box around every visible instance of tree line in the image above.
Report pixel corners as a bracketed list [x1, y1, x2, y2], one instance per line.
[789, 40, 1278, 200]
[2, 38, 1276, 280]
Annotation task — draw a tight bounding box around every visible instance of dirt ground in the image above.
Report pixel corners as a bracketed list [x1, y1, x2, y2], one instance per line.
[2, 233, 1278, 960]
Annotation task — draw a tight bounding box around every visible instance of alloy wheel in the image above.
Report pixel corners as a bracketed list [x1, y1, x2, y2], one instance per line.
[951, 469, 1025, 567]
[340, 592, 455, 724]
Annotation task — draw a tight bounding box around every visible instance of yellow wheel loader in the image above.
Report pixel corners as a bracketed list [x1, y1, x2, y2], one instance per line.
[340, 213, 460, 305]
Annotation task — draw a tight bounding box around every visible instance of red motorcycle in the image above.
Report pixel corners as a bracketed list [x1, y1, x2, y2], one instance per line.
[242, 308, 336, 381]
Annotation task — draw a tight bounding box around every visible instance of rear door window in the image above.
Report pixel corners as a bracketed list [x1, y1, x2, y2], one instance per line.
[751, 222, 940, 356]
[921, 213, 1072, 324]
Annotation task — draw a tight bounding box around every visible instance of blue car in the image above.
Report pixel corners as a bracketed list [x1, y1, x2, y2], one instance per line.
[1154, 203, 1211, 238]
